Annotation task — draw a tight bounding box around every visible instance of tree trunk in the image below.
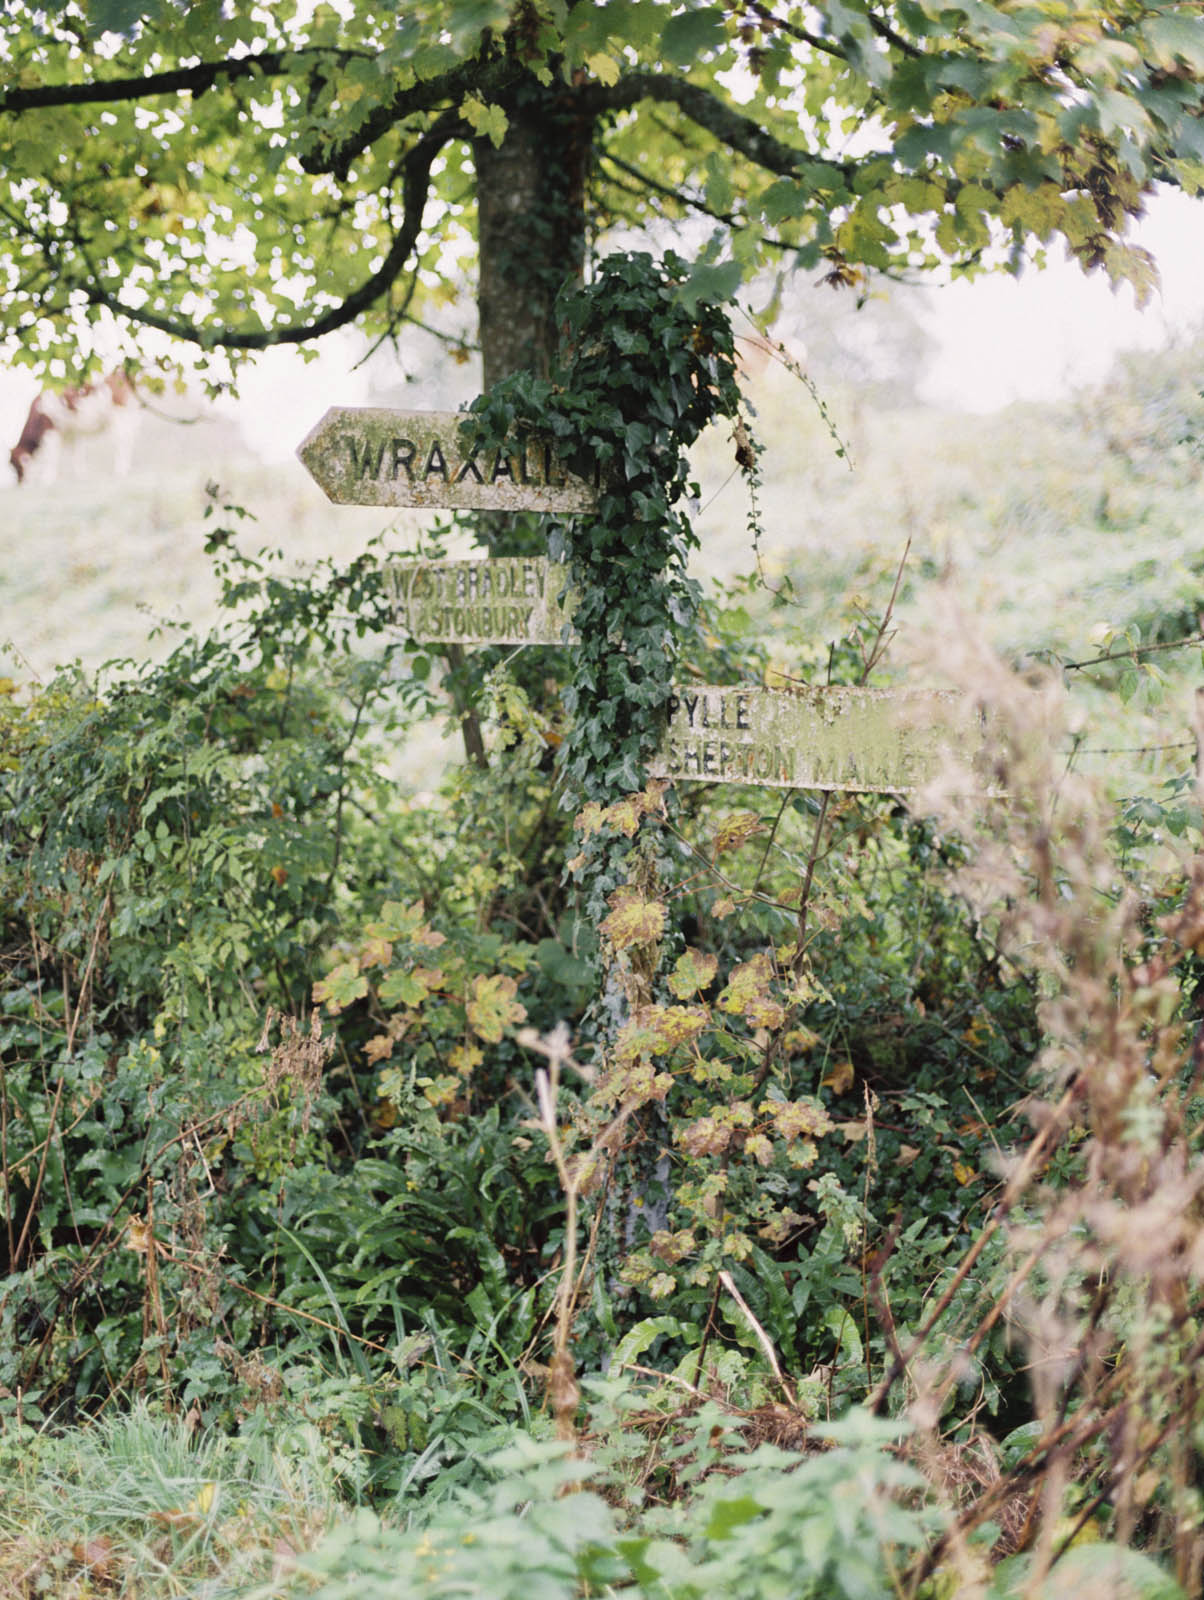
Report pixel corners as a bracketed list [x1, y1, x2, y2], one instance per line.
[446, 79, 593, 764]
[475, 84, 592, 389]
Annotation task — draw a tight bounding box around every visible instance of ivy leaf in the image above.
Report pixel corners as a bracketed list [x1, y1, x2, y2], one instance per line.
[466, 973, 527, 1042]
[667, 948, 719, 999]
[601, 886, 666, 950]
[313, 961, 368, 1014]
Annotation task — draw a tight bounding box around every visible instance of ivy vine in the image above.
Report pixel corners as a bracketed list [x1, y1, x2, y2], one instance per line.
[462, 251, 757, 909]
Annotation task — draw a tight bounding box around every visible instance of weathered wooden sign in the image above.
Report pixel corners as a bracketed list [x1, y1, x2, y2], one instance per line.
[297, 408, 599, 513]
[386, 557, 576, 645]
[650, 684, 969, 794]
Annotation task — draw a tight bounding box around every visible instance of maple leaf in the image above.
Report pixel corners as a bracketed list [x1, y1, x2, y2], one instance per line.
[746, 1132, 774, 1167]
[770, 1098, 833, 1142]
[718, 951, 774, 1016]
[603, 794, 644, 837]
[313, 961, 368, 1013]
[379, 965, 442, 1009]
[449, 1043, 483, 1076]
[745, 996, 787, 1030]
[358, 934, 393, 971]
[712, 809, 766, 856]
[366, 899, 427, 941]
[600, 885, 666, 950]
[667, 947, 719, 999]
[466, 973, 527, 1043]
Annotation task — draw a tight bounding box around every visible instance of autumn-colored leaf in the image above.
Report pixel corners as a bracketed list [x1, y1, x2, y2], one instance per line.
[413, 923, 447, 950]
[358, 934, 393, 970]
[601, 885, 666, 951]
[712, 896, 737, 919]
[821, 1058, 855, 1094]
[449, 1043, 483, 1076]
[269, 864, 288, 886]
[616, 1003, 707, 1062]
[466, 972, 527, 1042]
[667, 946, 719, 999]
[745, 996, 787, 1030]
[574, 800, 606, 838]
[717, 950, 773, 1016]
[603, 794, 644, 837]
[746, 1132, 774, 1167]
[770, 1098, 833, 1141]
[363, 1033, 394, 1065]
[313, 960, 368, 1013]
[712, 809, 766, 856]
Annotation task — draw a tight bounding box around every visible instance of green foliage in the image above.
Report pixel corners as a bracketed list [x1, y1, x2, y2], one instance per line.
[3, 0, 1203, 382]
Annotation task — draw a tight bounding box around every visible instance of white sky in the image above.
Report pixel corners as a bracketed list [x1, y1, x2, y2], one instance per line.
[916, 187, 1204, 411]
[1, 188, 1202, 469]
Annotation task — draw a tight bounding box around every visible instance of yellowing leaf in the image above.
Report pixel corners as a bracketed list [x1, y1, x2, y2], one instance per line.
[449, 1044, 483, 1076]
[952, 1158, 976, 1186]
[667, 947, 719, 999]
[363, 1033, 395, 1065]
[359, 934, 393, 970]
[601, 885, 665, 950]
[603, 794, 644, 836]
[313, 961, 368, 1013]
[712, 810, 766, 855]
[821, 1058, 855, 1094]
[460, 93, 508, 147]
[466, 973, 526, 1043]
[718, 950, 773, 1016]
[745, 1132, 774, 1167]
[574, 801, 606, 838]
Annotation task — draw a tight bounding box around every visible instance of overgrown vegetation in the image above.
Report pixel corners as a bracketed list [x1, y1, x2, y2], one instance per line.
[3, 259, 1204, 1599]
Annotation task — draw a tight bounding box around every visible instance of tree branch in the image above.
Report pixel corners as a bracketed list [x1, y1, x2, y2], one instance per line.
[79, 114, 465, 352]
[0, 46, 370, 113]
[578, 71, 856, 187]
[300, 53, 524, 180]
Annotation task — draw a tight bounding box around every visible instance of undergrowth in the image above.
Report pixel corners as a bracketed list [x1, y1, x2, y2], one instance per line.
[2, 256, 1203, 1598]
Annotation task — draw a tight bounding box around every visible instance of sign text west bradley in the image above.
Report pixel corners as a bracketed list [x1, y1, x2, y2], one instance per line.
[298, 408, 599, 513]
[387, 557, 575, 645]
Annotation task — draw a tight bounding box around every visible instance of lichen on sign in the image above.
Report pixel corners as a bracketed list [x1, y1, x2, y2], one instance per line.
[386, 557, 577, 645]
[297, 407, 599, 512]
[649, 684, 972, 794]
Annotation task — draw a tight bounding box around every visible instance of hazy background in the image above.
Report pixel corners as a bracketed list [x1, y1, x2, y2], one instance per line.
[1, 186, 1202, 795]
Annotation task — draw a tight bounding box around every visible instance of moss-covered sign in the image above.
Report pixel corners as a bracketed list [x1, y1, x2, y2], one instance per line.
[650, 684, 973, 794]
[297, 407, 599, 512]
[386, 557, 576, 645]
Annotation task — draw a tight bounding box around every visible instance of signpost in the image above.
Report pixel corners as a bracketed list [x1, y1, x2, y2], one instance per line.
[649, 684, 968, 794]
[385, 557, 575, 646]
[299, 402, 977, 797]
[297, 407, 599, 513]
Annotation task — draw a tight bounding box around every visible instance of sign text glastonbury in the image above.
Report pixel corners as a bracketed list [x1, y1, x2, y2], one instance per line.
[649, 684, 967, 794]
[386, 557, 575, 645]
[298, 408, 599, 513]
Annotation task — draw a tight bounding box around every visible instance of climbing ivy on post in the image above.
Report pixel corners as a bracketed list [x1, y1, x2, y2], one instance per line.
[464, 251, 756, 916]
